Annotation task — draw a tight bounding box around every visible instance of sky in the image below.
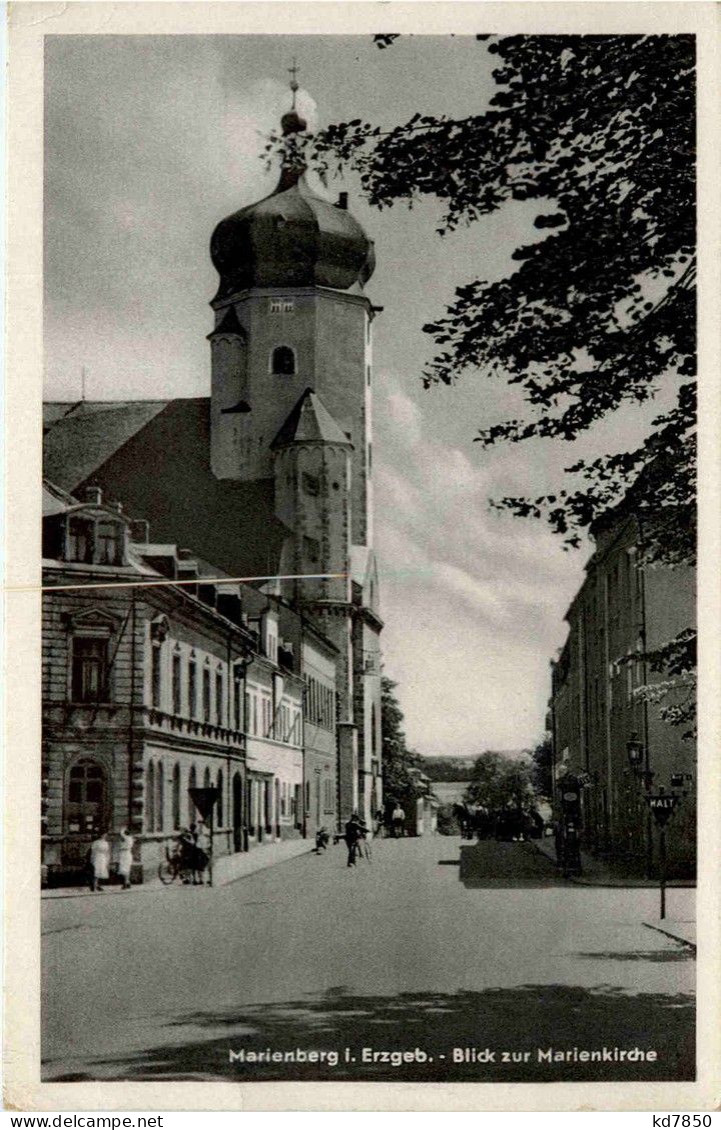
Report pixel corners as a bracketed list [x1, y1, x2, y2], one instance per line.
[44, 34, 664, 757]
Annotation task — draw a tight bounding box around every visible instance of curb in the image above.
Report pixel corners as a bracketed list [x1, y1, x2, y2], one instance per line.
[642, 921, 697, 952]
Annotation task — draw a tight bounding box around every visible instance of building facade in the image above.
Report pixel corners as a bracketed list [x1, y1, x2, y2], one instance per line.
[550, 509, 696, 878]
[42, 483, 315, 884]
[43, 91, 383, 831]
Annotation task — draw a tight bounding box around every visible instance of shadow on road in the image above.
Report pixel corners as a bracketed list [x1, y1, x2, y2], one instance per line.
[44, 982, 695, 1083]
[459, 841, 567, 887]
[574, 950, 691, 964]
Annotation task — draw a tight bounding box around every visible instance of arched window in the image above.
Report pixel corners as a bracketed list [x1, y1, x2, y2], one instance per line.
[216, 769, 223, 827]
[146, 761, 155, 833]
[188, 764, 197, 824]
[172, 763, 180, 829]
[66, 758, 107, 835]
[271, 345, 296, 376]
[156, 762, 164, 832]
[203, 765, 211, 790]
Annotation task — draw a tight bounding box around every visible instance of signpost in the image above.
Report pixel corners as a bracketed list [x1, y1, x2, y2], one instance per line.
[644, 792, 680, 919]
[188, 786, 220, 887]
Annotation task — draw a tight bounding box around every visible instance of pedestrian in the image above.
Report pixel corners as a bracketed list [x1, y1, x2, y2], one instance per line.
[88, 831, 110, 892]
[374, 808, 385, 837]
[117, 827, 134, 890]
[345, 812, 364, 867]
[391, 803, 405, 839]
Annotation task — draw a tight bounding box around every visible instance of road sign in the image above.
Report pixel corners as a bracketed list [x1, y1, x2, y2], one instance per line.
[188, 786, 219, 821]
[644, 794, 679, 827]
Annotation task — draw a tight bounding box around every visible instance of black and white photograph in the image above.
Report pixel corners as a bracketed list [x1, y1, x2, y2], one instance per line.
[6, 1, 715, 1105]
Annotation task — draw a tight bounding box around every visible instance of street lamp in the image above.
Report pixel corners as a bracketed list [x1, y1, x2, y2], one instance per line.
[626, 731, 643, 768]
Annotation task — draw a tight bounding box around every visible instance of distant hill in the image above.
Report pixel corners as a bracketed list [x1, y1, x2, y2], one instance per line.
[420, 751, 529, 782]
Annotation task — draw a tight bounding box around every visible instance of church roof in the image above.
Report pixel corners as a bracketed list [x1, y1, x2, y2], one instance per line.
[210, 173, 375, 300]
[206, 304, 246, 339]
[42, 398, 288, 579]
[43, 400, 169, 491]
[271, 387, 352, 450]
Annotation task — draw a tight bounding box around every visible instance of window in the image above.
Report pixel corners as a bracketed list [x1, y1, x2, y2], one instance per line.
[303, 536, 320, 564]
[151, 644, 162, 709]
[67, 518, 93, 563]
[156, 763, 164, 832]
[188, 765, 197, 823]
[271, 345, 296, 376]
[302, 472, 319, 497]
[188, 656, 197, 719]
[204, 766, 211, 789]
[66, 759, 107, 835]
[324, 779, 333, 812]
[172, 763, 180, 829]
[252, 693, 258, 736]
[203, 667, 211, 722]
[146, 762, 156, 833]
[71, 636, 108, 703]
[172, 652, 182, 715]
[234, 672, 242, 731]
[366, 364, 371, 386]
[216, 769, 223, 827]
[368, 443, 372, 474]
[244, 691, 251, 733]
[96, 521, 122, 565]
[216, 670, 223, 725]
[269, 298, 294, 314]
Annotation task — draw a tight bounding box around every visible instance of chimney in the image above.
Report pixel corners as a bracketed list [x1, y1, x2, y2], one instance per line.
[131, 519, 150, 543]
[337, 192, 348, 210]
[84, 485, 102, 505]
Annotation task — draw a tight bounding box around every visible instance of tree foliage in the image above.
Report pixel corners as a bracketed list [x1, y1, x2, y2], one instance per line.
[381, 676, 422, 809]
[267, 34, 696, 568]
[463, 751, 536, 812]
[529, 733, 553, 800]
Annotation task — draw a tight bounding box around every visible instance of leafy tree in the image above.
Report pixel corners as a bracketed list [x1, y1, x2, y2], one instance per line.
[464, 751, 536, 812]
[530, 733, 554, 800]
[380, 676, 422, 810]
[269, 34, 696, 722]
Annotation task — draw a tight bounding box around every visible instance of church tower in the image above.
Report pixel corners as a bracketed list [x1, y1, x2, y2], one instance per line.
[208, 77, 382, 822]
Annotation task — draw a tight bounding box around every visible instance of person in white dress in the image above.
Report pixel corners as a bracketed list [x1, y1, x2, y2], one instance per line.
[89, 832, 110, 892]
[117, 828, 134, 890]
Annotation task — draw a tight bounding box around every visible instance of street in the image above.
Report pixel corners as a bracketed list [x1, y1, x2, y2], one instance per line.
[42, 836, 695, 1083]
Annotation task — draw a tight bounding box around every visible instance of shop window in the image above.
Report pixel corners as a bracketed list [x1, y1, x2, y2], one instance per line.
[172, 764, 181, 829]
[216, 769, 223, 826]
[66, 759, 107, 835]
[271, 345, 296, 376]
[188, 765, 197, 824]
[71, 636, 109, 703]
[156, 764, 164, 832]
[146, 761, 156, 833]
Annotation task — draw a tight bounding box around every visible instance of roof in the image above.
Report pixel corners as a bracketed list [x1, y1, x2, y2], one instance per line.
[271, 388, 352, 450]
[42, 397, 289, 580]
[43, 400, 169, 491]
[42, 478, 78, 516]
[207, 304, 246, 339]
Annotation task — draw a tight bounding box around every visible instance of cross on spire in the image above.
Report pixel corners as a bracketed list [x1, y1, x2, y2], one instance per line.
[288, 57, 299, 107]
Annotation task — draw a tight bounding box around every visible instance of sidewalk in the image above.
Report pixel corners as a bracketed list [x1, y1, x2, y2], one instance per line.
[42, 837, 313, 900]
[643, 918, 696, 950]
[532, 835, 696, 888]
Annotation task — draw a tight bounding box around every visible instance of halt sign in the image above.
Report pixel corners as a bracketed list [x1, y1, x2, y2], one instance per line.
[644, 794, 680, 827]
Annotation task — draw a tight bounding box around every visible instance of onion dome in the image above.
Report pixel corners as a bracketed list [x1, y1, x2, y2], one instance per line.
[210, 98, 375, 300]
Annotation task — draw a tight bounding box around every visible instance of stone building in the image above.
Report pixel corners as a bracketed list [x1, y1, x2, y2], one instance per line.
[41, 481, 312, 884]
[550, 501, 696, 878]
[43, 92, 383, 826]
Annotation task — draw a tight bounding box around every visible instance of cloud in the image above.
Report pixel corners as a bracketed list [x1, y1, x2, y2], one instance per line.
[374, 369, 587, 754]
